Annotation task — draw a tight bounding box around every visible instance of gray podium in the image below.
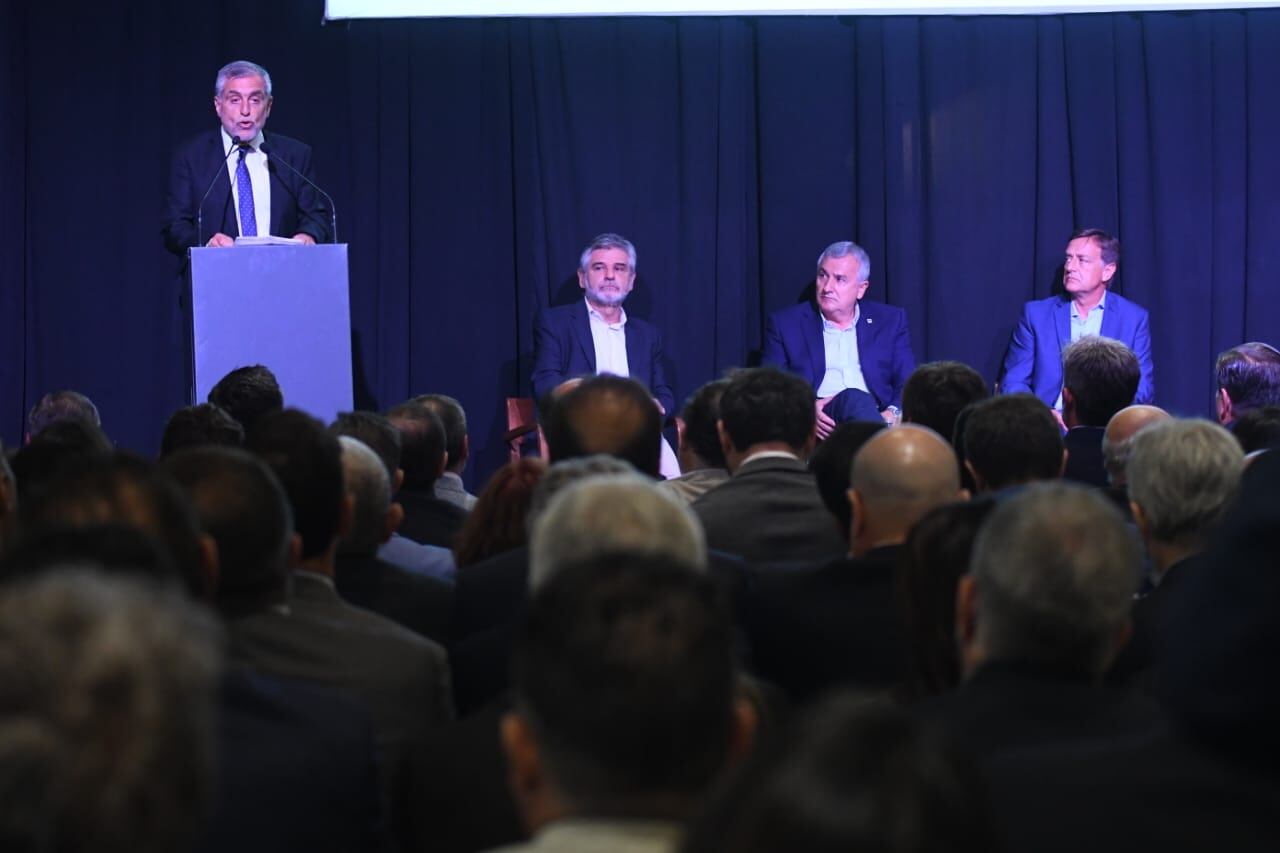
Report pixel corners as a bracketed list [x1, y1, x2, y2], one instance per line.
[188, 244, 353, 424]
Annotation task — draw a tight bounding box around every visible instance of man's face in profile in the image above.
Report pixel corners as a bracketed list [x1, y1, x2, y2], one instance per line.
[214, 74, 273, 142]
[578, 247, 635, 309]
[815, 254, 868, 321]
[1063, 236, 1115, 301]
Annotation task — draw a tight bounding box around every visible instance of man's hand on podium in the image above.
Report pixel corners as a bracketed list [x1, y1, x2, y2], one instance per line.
[292, 233, 317, 245]
[206, 232, 235, 248]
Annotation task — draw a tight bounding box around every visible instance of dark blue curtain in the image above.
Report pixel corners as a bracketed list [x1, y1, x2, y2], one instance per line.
[3, 2, 1278, 486]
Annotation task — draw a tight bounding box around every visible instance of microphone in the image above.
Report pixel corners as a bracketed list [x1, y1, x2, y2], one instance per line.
[196, 135, 244, 249]
[261, 142, 338, 244]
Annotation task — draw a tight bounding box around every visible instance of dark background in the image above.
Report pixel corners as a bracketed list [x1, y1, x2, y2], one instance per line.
[2, 2, 1277, 488]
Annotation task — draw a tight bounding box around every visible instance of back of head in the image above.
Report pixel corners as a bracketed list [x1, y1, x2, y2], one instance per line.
[1101, 404, 1170, 485]
[682, 695, 996, 853]
[385, 402, 447, 489]
[0, 524, 176, 590]
[898, 498, 997, 698]
[969, 482, 1139, 675]
[164, 446, 293, 611]
[542, 375, 662, 477]
[1061, 337, 1141, 426]
[159, 403, 244, 459]
[453, 458, 547, 568]
[11, 419, 113, 509]
[529, 474, 707, 589]
[0, 571, 220, 853]
[244, 409, 342, 561]
[527, 455, 637, 525]
[963, 395, 1064, 492]
[1216, 342, 1280, 419]
[337, 436, 391, 556]
[1126, 419, 1243, 549]
[207, 365, 284, 433]
[330, 410, 402, 483]
[512, 553, 735, 817]
[679, 379, 730, 470]
[718, 367, 815, 455]
[17, 452, 205, 597]
[1229, 405, 1280, 454]
[901, 361, 989, 442]
[850, 425, 962, 541]
[411, 394, 468, 471]
[27, 390, 101, 440]
[809, 420, 886, 542]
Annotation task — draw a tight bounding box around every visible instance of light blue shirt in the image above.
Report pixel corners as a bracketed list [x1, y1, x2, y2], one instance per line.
[1054, 293, 1106, 410]
[376, 534, 457, 584]
[815, 306, 869, 398]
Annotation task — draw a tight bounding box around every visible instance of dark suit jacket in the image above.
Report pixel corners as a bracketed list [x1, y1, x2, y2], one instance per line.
[739, 545, 906, 703]
[335, 552, 455, 647]
[1107, 555, 1201, 690]
[1062, 425, 1108, 488]
[530, 300, 675, 416]
[999, 292, 1155, 406]
[761, 300, 915, 411]
[397, 486, 468, 550]
[691, 455, 847, 564]
[162, 130, 330, 256]
[199, 669, 385, 853]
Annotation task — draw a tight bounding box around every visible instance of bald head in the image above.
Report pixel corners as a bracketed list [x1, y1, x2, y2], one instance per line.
[849, 425, 964, 556]
[1102, 404, 1170, 486]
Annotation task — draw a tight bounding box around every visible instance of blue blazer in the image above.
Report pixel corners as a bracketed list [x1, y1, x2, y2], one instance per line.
[999, 292, 1155, 406]
[761, 300, 916, 411]
[530, 300, 675, 416]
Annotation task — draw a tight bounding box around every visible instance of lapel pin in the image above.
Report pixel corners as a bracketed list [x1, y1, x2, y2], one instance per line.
[867, 318, 873, 324]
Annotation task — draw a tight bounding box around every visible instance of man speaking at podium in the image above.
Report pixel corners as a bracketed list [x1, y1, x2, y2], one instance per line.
[162, 60, 330, 256]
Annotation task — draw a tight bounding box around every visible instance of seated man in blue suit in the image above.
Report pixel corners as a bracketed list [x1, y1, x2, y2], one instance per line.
[531, 233, 675, 418]
[762, 241, 916, 438]
[999, 228, 1155, 416]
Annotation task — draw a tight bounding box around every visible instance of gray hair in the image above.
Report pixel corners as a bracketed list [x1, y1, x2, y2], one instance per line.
[529, 473, 707, 590]
[338, 436, 391, 555]
[971, 482, 1139, 675]
[527, 455, 637, 530]
[214, 60, 273, 97]
[817, 241, 871, 282]
[0, 570, 221, 853]
[1126, 419, 1243, 547]
[578, 233, 637, 273]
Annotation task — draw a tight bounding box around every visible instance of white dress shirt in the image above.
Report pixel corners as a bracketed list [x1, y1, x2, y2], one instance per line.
[586, 299, 630, 379]
[221, 128, 272, 237]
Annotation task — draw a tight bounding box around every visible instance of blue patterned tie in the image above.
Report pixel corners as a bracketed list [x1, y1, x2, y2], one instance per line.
[236, 146, 258, 237]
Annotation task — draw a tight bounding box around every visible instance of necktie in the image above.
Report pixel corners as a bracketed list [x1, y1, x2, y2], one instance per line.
[236, 146, 258, 237]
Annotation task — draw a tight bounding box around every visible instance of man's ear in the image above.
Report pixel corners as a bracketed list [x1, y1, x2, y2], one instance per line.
[955, 574, 982, 675]
[393, 468, 405, 495]
[964, 459, 986, 494]
[436, 451, 448, 479]
[196, 533, 220, 604]
[716, 419, 734, 461]
[726, 695, 759, 768]
[383, 502, 405, 544]
[286, 532, 303, 568]
[1216, 387, 1233, 425]
[847, 487, 866, 543]
[337, 493, 355, 540]
[1058, 448, 1069, 479]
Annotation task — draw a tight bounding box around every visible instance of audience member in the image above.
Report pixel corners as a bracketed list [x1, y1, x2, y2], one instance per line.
[207, 364, 284, 433]
[901, 361, 989, 442]
[1229, 404, 1280, 453]
[742, 426, 964, 702]
[692, 367, 844, 563]
[1102, 404, 1171, 488]
[159, 403, 244, 457]
[661, 379, 731, 505]
[922, 482, 1158, 757]
[528, 473, 707, 590]
[1060, 336, 1142, 487]
[10, 418, 113, 507]
[0, 571, 220, 853]
[542, 374, 663, 477]
[1108, 420, 1243, 686]
[334, 436, 453, 646]
[453, 458, 547, 569]
[807, 419, 885, 544]
[330, 410, 457, 583]
[1214, 342, 1280, 426]
[26, 389, 101, 442]
[498, 554, 754, 852]
[682, 695, 997, 853]
[386, 401, 468, 548]
[412, 393, 478, 510]
[961, 394, 1064, 493]
[896, 498, 996, 700]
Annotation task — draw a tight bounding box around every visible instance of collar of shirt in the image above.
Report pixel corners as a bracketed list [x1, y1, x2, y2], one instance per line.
[586, 299, 627, 329]
[1070, 291, 1107, 321]
[292, 569, 335, 592]
[739, 449, 801, 467]
[820, 303, 860, 332]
